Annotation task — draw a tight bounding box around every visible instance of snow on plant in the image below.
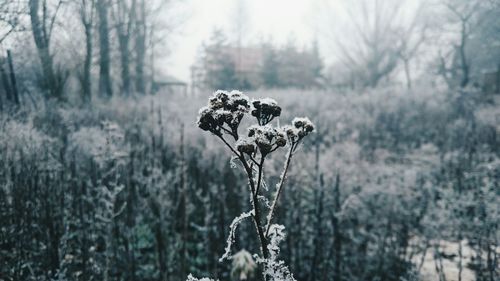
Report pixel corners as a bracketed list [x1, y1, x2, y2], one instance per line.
[256, 224, 296, 281]
[67, 121, 128, 167]
[231, 250, 257, 280]
[220, 210, 254, 262]
[189, 90, 314, 281]
[186, 274, 217, 281]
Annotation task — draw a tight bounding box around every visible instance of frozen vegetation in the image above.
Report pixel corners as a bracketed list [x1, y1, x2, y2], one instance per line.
[0, 86, 498, 281]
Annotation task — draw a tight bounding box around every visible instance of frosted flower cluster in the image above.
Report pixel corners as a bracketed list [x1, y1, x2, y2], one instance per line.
[283, 117, 315, 143]
[251, 98, 281, 125]
[197, 90, 314, 157]
[235, 125, 287, 156]
[197, 90, 250, 137]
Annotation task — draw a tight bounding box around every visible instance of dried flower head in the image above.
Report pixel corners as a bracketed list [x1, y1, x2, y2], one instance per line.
[292, 117, 315, 133]
[235, 138, 256, 155]
[251, 98, 281, 125]
[281, 117, 315, 145]
[246, 125, 288, 155]
[275, 129, 287, 147]
[197, 90, 251, 137]
[197, 106, 223, 134]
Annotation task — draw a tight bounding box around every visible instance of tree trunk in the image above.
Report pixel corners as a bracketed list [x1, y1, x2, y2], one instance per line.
[118, 34, 131, 95]
[459, 20, 469, 88]
[135, 0, 146, 95]
[6, 50, 19, 105]
[0, 60, 13, 103]
[82, 21, 92, 102]
[97, 0, 112, 97]
[29, 0, 60, 100]
[115, 0, 136, 96]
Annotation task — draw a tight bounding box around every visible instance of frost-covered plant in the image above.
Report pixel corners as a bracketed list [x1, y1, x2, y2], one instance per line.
[231, 249, 257, 280]
[190, 90, 314, 281]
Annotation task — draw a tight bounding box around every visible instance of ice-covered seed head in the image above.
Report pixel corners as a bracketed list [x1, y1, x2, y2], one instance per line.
[197, 90, 252, 136]
[236, 139, 256, 154]
[292, 117, 315, 135]
[251, 98, 281, 125]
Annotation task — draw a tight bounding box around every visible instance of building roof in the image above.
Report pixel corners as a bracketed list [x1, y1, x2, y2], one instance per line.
[154, 73, 187, 85]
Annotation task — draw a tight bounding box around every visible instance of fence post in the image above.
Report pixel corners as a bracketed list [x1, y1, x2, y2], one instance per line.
[7, 50, 19, 105]
[0, 58, 13, 103]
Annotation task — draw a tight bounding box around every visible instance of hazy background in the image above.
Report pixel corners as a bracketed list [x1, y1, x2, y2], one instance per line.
[166, 0, 423, 81]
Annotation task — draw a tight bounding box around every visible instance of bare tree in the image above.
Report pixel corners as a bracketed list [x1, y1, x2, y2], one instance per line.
[395, 4, 428, 89]
[75, 0, 95, 102]
[0, 0, 26, 44]
[336, 0, 404, 88]
[134, 0, 147, 95]
[111, 0, 136, 96]
[29, 0, 65, 100]
[438, 1, 480, 88]
[96, 0, 112, 97]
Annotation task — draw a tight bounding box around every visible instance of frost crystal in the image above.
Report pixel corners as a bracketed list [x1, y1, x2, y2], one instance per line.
[186, 274, 217, 281]
[255, 224, 296, 281]
[267, 224, 286, 259]
[220, 210, 254, 262]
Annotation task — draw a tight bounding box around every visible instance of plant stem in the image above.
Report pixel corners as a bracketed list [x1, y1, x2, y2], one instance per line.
[265, 144, 294, 236]
[255, 157, 265, 196]
[240, 155, 268, 259]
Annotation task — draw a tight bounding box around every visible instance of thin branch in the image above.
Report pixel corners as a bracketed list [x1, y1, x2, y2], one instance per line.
[265, 143, 295, 236]
[48, 0, 63, 42]
[239, 153, 268, 259]
[0, 26, 15, 44]
[217, 134, 240, 158]
[255, 157, 265, 196]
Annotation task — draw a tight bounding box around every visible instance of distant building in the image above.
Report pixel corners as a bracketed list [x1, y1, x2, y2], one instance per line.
[226, 46, 265, 86]
[152, 73, 188, 95]
[191, 46, 264, 93]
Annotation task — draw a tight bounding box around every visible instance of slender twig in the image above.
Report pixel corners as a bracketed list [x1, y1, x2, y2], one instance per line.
[217, 135, 240, 157]
[265, 144, 295, 236]
[247, 154, 259, 166]
[238, 155, 268, 259]
[255, 157, 265, 196]
[215, 134, 270, 258]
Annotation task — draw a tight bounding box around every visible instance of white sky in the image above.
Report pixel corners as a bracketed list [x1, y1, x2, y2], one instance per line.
[165, 0, 343, 81]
